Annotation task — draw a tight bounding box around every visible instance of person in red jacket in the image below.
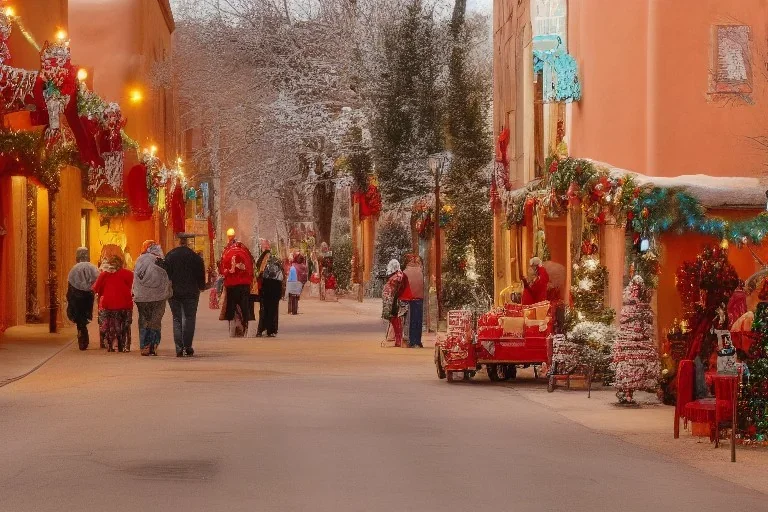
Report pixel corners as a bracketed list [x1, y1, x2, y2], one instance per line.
[521, 257, 549, 305]
[219, 231, 255, 337]
[92, 254, 134, 352]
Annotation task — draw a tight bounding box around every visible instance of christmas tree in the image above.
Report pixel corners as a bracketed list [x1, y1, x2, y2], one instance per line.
[565, 254, 617, 382]
[738, 280, 768, 442]
[570, 255, 615, 325]
[613, 275, 660, 404]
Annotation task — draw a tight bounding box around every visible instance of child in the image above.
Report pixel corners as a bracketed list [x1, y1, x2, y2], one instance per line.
[286, 267, 303, 314]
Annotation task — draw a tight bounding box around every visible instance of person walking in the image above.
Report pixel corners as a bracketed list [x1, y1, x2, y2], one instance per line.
[132, 241, 172, 356]
[285, 266, 303, 315]
[255, 239, 283, 337]
[92, 254, 134, 352]
[382, 259, 408, 348]
[66, 247, 99, 351]
[402, 254, 425, 348]
[165, 233, 207, 357]
[219, 231, 255, 337]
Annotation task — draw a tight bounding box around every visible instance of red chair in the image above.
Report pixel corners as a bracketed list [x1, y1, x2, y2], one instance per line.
[713, 375, 738, 448]
[674, 359, 717, 441]
[674, 360, 694, 439]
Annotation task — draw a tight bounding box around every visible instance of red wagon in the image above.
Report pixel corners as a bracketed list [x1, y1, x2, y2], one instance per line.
[434, 302, 555, 382]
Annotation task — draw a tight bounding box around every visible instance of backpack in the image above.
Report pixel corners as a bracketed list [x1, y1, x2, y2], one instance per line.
[263, 256, 283, 281]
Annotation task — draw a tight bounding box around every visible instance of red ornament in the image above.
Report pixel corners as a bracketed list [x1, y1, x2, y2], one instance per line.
[627, 211, 635, 221]
[596, 210, 607, 225]
[549, 159, 558, 174]
[633, 187, 641, 198]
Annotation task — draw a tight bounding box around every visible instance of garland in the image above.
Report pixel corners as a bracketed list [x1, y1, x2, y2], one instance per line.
[0, 130, 86, 192]
[96, 199, 130, 224]
[502, 155, 768, 287]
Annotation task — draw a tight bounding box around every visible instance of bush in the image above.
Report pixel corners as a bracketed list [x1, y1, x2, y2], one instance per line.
[332, 233, 352, 291]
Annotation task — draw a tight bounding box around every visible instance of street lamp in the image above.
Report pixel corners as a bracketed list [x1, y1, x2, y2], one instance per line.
[428, 152, 449, 324]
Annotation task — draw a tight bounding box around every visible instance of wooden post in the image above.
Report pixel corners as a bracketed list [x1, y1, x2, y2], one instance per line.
[435, 179, 443, 323]
[48, 191, 58, 334]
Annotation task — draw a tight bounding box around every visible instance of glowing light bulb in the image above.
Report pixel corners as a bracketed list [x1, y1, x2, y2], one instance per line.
[5, 6, 15, 17]
[129, 89, 143, 104]
[226, 228, 236, 237]
[55, 30, 67, 41]
[150, 145, 157, 155]
[76, 68, 88, 81]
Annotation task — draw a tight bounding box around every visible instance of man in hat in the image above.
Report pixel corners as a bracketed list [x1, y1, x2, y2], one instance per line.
[522, 256, 549, 305]
[165, 233, 207, 356]
[219, 229, 255, 337]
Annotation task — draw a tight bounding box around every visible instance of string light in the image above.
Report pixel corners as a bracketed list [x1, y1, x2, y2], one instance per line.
[55, 29, 67, 41]
[129, 89, 143, 104]
[150, 145, 157, 155]
[9, 14, 40, 51]
[76, 68, 88, 81]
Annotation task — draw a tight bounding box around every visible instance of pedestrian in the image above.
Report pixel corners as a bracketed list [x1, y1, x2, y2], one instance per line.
[219, 231, 255, 337]
[285, 266, 303, 315]
[255, 239, 283, 337]
[66, 247, 99, 351]
[165, 233, 207, 357]
[402, 254, 424, 348]
[92, 253, 134, 353]
[522, 256, 549, 305]
[132, 241, 171, 356]
[382, 259, 408, 348]
[294, 253, 309, 285]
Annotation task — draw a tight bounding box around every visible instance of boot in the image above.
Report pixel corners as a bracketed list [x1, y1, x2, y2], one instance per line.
[247, 321, 259, 338]
[140, 346, 151, 356]
[77, 328, 88, 351]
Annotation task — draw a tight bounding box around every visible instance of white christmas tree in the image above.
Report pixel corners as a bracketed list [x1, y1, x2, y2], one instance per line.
[613, 275, 661, 404]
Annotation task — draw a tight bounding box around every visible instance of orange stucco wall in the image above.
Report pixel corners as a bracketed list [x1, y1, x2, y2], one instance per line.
[69, 0, 178, 160]
[7, 0, 68, 70]
[568, 0, 768, 178]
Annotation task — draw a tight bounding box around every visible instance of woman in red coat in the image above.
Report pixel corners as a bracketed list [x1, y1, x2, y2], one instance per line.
[92, 254, 134, 352]
[522, 257, 549, 305]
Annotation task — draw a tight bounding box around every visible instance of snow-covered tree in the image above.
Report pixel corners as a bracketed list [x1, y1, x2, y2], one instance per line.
[613, 275, 660, 404]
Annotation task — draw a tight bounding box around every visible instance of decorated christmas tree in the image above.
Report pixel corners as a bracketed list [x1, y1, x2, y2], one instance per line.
[738, 280, 768, 442]
[613, 275, 660, 404]
[565, 253, 616, 382]
[570, 255, 615, 325]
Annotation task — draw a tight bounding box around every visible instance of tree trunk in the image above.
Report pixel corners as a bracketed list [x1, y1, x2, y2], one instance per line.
[313, 180, 335, 246]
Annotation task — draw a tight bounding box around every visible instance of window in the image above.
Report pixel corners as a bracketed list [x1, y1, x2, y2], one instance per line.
[710, 25, 752, 95]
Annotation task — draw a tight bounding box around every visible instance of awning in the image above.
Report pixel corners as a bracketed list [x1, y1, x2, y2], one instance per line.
[533, 35, 582, 103]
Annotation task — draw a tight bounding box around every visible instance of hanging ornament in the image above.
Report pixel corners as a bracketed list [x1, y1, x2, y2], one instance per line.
[642, 207, 649, 219]
[549, 159, 558, 174]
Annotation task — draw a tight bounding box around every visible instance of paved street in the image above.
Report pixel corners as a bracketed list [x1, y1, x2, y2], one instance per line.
[1, 299, 765, 511]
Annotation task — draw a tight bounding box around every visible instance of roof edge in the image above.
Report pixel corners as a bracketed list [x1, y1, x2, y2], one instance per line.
[158, 0, 176, 33]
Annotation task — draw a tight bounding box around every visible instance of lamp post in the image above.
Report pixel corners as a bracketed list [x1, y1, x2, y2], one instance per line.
[428, 153, 449, 324]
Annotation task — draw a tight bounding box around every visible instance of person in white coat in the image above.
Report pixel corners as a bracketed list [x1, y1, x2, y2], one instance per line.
[132, 241, 172, 356]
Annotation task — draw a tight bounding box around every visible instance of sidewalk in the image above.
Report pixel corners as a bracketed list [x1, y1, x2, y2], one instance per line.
[0, 325, 75, 387]
[516, 382, 768, 495]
